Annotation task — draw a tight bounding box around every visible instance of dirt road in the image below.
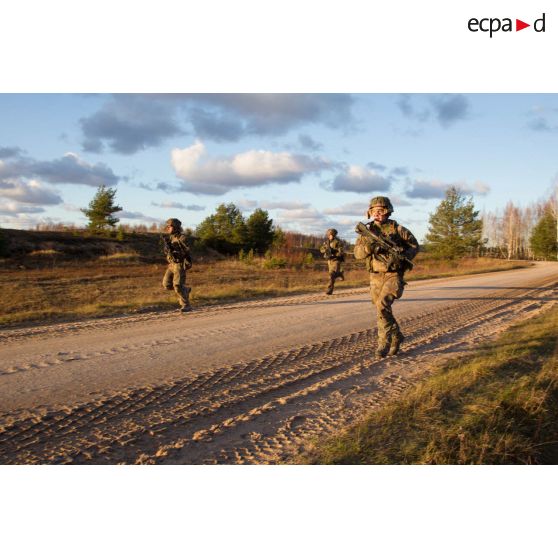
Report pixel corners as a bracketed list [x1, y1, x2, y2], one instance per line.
[0, 262, 556, 464]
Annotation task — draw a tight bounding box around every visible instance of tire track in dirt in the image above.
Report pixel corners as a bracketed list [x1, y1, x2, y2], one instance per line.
[0, 301, 333, 377]
[0, 321, 279, 376]
[0, 280, 555, 464]
[159, 285, 556, 464]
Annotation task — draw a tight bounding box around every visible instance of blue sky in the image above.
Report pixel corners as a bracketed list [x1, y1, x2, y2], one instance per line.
[1, 93, 556, 242]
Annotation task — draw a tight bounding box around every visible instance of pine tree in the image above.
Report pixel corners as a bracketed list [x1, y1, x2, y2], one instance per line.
[196, 203, 247, 254]
[81, 185, 123, 234]
[530, 207, 557, 260]
[245, 209, 274, 254]
[425, 187, 483, 259]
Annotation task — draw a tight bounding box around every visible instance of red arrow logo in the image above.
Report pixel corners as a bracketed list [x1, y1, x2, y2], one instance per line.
[516, 19, 530, 31]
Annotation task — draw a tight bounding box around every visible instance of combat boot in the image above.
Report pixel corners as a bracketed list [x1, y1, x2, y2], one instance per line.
[375, 338, 390, 358]
[388, 332, 404, 356]
[180, 287, 192, 312]
[326, 276, 335, 295]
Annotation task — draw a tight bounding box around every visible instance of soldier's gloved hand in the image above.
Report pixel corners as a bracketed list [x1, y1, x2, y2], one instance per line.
[387, 254, 403, 271]
[184, 259, 193, 270]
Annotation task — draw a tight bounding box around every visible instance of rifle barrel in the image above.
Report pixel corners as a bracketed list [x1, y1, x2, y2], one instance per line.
[355, 222, 413, 269]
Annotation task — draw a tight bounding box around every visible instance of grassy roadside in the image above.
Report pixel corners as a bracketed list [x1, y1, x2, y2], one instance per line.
[302, 306, 558, 465]
[0, 256, 532, 328]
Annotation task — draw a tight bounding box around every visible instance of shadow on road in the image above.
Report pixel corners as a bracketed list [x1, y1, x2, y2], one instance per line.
[401, 296, 557, 302]
[411, 285, 557, 292]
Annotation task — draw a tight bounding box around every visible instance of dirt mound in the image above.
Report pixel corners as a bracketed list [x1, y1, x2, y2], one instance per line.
[0, 228, 221, 268]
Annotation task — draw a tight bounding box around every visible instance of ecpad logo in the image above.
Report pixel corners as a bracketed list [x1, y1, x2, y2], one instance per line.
[468, 13, 546, 37]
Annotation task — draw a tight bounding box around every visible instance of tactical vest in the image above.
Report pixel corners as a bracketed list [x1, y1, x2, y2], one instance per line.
[368, 220, 407, 272]
[373, 221, 406, 249]
[164, 234, 190, 264]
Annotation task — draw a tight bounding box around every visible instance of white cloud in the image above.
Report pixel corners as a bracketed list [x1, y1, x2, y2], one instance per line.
[116, 210, 160, 221]
[330, 165, 391, 193]
[233, 198, 314, 213]
[323, 201, 366, 216]
[234, 198, 259, 211]
[277, 208, 324, 221]
[0, 151, 119, 187]
[406, 179, 490, 199]
[62, 203, 82, 212]
[396, 94, 471, 128]
[151, 201, 205, 211]
[236, 199, 312, 211]
[171, 141, 331, 194]
[262, 200, 311, 210]
[30, 152, 119, 186]
[79, 94, 355, 154]
[0, 201, 46, 215]
[0, 178, 63, 205]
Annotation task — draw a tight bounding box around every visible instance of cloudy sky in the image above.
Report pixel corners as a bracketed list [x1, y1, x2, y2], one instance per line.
[1, 93, 557, 242]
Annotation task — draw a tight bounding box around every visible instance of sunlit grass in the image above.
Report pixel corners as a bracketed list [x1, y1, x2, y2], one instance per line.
[97, 251, 140, 261]
[28, 249, 61, 256]
[302, 307, 558, 465]
[0, 256, 533, 327]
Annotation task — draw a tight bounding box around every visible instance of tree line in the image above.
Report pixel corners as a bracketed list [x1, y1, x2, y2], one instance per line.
[70, 183, 558, 262]
[79, 185, 321, 257]
[482, 197, 557, 260]
[424, 186, 557, 261]
[195, 203, 277, 255]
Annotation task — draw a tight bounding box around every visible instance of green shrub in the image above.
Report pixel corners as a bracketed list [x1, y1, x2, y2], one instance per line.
[262, 257, 287, 269]
[116, 225, 125, 241]
[302, 252, 314, 268]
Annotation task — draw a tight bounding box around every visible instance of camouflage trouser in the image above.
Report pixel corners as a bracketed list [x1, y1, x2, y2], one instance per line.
[163, 262, 191, 308]
[370, 272, 405, 343]
[327, 259, 343, 291]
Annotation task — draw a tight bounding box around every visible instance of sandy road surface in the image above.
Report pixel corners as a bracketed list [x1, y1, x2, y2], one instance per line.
[0, 262, 556, 464]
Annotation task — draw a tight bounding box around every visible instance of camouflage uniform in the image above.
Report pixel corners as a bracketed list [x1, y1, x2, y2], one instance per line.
[162, 219, 192, 312]
[320, 229, 345, 295]
[355, 199, 419, 356]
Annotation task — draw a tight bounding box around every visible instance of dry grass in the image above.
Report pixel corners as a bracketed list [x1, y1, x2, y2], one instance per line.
[409, 256, 529, 280]
[303, 306, 558, 465]
[98, 251, 140, 262]
[27, 249, 61, 256]
[0, 255, 532, 328]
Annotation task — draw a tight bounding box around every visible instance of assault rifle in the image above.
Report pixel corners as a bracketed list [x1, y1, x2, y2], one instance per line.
[160, 234, 192, 266]
[355, 221, 414, 272]
[322, 240, 333, 259]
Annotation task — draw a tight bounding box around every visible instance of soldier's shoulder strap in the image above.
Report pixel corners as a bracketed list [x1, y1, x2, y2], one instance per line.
[395, 222, 416, 240]
[386, 219, 398, 234]
[174, 233, 189, 246]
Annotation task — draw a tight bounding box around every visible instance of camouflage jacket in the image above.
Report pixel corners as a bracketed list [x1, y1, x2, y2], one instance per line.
[162, 233, 192, 265]
[320, 238, 344, 261]
[356, 219, 418, 272]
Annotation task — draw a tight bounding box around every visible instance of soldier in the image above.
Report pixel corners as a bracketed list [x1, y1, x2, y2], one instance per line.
[320, 228, 345, 295]
[354, 197, 419, 357]
[161, 218, 193, 312]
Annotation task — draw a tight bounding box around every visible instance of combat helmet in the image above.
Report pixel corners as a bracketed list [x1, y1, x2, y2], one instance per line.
[368, 196, 394, 213]
[165, 218, 182, 229]
[326, 228, 338, 237]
